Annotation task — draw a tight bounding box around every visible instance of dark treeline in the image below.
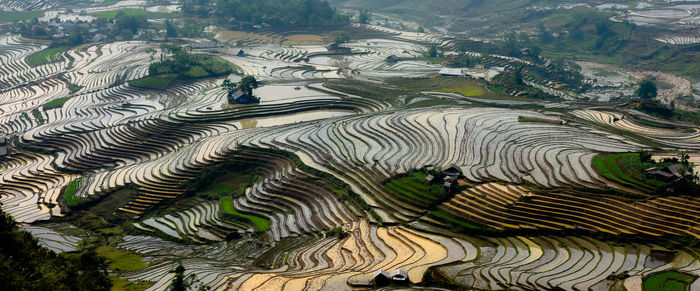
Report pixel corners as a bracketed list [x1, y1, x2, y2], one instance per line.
[0, 210, 112, 291]
[183, 0, 349, 28]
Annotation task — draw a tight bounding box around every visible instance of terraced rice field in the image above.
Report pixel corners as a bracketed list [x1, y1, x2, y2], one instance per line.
[2, 20, 700, 291]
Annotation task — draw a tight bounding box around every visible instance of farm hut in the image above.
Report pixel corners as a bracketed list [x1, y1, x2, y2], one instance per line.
[645, 164, 688, 182]
[372, 269, 391, 286]
[444, 164, 463, 177]
[425, 174, 435, 183]
[390, 269, 410, 284]
[237, 50, 245, 57]
[0, 146, 6, 157]
[439, 68, 466, 76]
[229, 89, 252, 104]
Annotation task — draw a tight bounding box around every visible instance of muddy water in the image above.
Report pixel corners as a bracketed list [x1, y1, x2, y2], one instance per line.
[254, 84, 339, 104]
[236, 109, 355, 129]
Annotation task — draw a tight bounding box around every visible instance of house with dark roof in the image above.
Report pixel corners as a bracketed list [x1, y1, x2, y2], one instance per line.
[229, 89, 257, 104]
[444, 164, 463, 177]
[646, 164, 690, 182]
[372, 269, 391, 286]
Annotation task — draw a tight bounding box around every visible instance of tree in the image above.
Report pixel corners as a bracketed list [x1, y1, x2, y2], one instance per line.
[530, 46, 542, 59]
[0, 210, 112, 291]
[538, 23, 553, 43]
[513, 65, 525, 86]
[166, 19, 178, 38]
[636, 79, 658, 99]
[119, 29, 133, 40]
[504, 32, 519, 56]
[330, 30, 351, 45]
[428, 45, 438, 58]
[221, 79, 237, 93]
[237, 75, 259, 96]
[113, 10, 148, 36]
[169, 262, 210, 291]
[358, 9, 370, 24]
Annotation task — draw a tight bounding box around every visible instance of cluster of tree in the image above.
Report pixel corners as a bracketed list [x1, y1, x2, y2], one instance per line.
[112, 10, 148, 40]
[633, 80, 674, 118]
[222, 76, 259, 103]
[182, 0, 349, 29]
[330, 30, 352, 45]
[149, 45, 234, 79]
[358, 9, 370, 24]
[639, 151, 700, 196]
[169, 263, 210, 291]
[164, 19, 206, 38]
[490, 66, 558, 100]
[447, 53, 482, 68]
[636, 79, 658, 100]
[427, 45, 441, 58]
[0, 210, 112, 290]
[13, 18, 98, 47]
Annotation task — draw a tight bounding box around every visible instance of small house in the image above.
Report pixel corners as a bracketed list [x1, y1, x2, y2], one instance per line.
[444, 164, 463, 177]
[439, 68, 466, 76]
[645, 164, 688, 182]
[237, 50, 245, 57]
[372, 269, 391, 287]
[229, 89, 254, 104]
[425, 174, 435, 183]
[390, 269, 409, 284]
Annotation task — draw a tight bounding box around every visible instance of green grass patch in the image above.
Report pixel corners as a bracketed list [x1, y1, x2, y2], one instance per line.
[518, 116, 563, 125]
[201, 185, 236, 197]
[382, 171, 449, 208]
[0, 10, 45, 23]
[63, 180, 83, 207]
[129, 74, 177, 90]
[391, 76, 529, 101]
[98, 226, 123, 235]
[643, 270, 694, 291]
[92, 8, 144, 19]
[27, 47, 66, 66]
[31, 108, 44, 124]
[186, 65, 209, 78]
[429, 209, 483, 230]
[95, 246, 148, 273]
[43, 97, 70, 110]
[110, 276, 154, 291]
[100, 0, 120, 6]
[592, 153, 669, 192]
[635, 118, 676, 129]
[220, 197, 270, 232]
[66, 81, 83, 94]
